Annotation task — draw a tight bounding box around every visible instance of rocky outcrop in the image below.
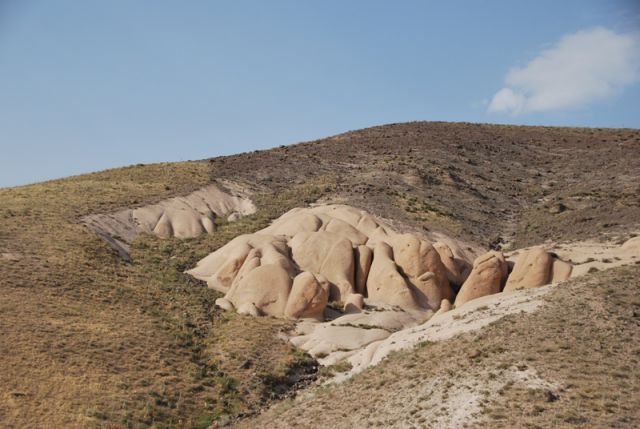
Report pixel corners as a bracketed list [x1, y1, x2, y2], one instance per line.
[343, 293, 365, 314]
[504, 247, 573, 292]
[504, 247, 552, 291]
[434, 298, 453, 317]
[82, 183, 256, 259]
[187, 205, 475, 320]
[367, 242, 421, 310]
[354, 245, 373, 295]
[226, 264, 293, 317]
[433, 241, 472, 287]
[290, 232, 355, 301]
[284, 272, 330, 320]
[187, 204, 577, 322]
[551, 258, 573, 283]
[455, 251, 508, 306]
[389, 234, 452, 309]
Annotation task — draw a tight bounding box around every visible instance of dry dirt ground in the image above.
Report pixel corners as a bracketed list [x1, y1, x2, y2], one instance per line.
[208, 122, 640, 249]
[1, 122, 639, 428]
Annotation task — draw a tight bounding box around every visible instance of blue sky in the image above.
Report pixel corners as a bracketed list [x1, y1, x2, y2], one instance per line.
[1, 1, 639, 187]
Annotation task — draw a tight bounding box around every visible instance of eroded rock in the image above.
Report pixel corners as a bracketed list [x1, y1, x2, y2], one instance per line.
[284, 272, 330, 320]
[187, 204, 477, 319]
[343, 293, 365, 314]
[455, 251, 507, 306]
[290, 231, 355, 301]
[367, 242, 421, 310]
[504, 247, 553, 292]
[82, 183, 256, 258]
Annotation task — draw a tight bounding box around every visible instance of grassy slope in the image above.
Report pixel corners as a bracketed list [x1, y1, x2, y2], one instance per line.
[241, 265, 640, 429]
[0, 122, 638, 428]
[0, 161, 332, 428]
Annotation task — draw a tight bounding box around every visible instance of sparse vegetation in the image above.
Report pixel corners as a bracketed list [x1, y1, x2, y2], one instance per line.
[0, 161, 331, 428]
[241, 266, 640, 428]
[1, 122, 639, 428]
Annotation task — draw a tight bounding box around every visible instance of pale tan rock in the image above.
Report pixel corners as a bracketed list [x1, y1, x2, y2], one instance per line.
[434, 242, 467, 286]
[346, 286, 551, 377]
[210, 242, 251, 291]
[263, 212, 322, 236]
[354, 245, 373, 295]
[551, 257, 573, 282]
[528, 235, 640, 278]
[284, 272, 329, 320]
[162, 207, 212, 239]
[622, 236, 640, 251]
[201, 216, 215, 233]
[83, 183, 256, 257]
[313, 205, 363, 229]
[187, 234, 290, 292]
[187, 204, 481, 318]
[433, 298, 453, 317]
[290, 324, 391, 358]
[215, 297, 234, 312]
[237, 302, 260, 317]
[367, 242, 419, 310]
[343, 293, 365, 314]
[323, 218, 368, 245]
[389, 234, 452, 309]
[455, 251, 507, 306]
[504, 247, 553, 292]
[225, 265, 293, 317]
[290, 231, 355, 301]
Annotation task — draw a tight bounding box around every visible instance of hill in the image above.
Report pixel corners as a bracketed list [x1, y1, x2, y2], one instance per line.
[1, 122, 638, 428]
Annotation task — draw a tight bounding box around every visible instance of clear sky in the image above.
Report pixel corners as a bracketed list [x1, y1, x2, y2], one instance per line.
[1, 1, 639, 187]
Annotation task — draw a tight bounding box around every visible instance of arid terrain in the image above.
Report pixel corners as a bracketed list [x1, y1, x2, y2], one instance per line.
[1, 121, 639, 428]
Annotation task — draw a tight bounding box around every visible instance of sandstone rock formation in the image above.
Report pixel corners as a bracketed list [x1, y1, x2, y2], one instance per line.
[343, 293, 365, 314]
[215, 297, 234, 311]
[82, 183, 256, 259]
[186, 204, 576, 324]
[367, 242, 423, 311]
[504, 247, 552, 291]
[433, 242, 471, 287]
[187, 204, 477, 320]
[434, 298, 453, 317]
[290, 231, 355, 301]
[291, 308, 423, 362]
[504, 247, 572, 292]
[551, 258, 573, 283]
[284, 272, 330, 320]
[354, 245, 373, 295]
[454, 251, 508, 306]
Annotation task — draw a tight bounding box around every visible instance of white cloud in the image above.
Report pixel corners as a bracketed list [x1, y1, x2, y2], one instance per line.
[488, 27, 640, 115]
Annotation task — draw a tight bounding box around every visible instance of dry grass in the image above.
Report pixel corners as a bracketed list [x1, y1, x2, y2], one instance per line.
[207, 122, 640, 249]
[0, 161, 332, 428]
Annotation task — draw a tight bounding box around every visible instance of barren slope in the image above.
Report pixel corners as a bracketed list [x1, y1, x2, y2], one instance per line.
[209, 122, 640, 248]
[240, 265, 640, 429]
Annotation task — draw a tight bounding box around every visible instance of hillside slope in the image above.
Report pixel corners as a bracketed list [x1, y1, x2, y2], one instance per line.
[241, 265, 640, 429]
[1, 122, 638, 428]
